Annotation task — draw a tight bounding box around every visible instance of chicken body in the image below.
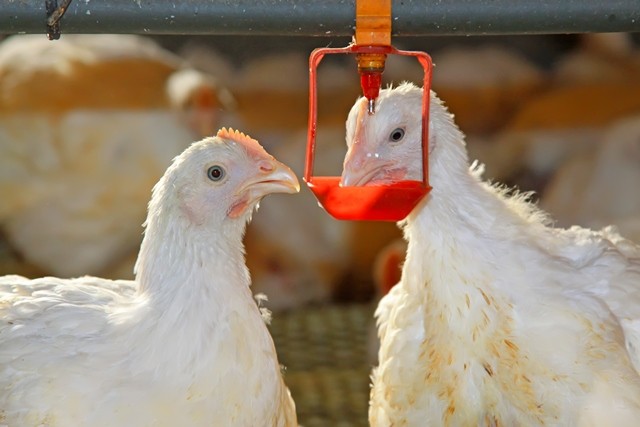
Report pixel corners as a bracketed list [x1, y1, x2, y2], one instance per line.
[342, 83, 640, 426]
[0, 129, 299, 426]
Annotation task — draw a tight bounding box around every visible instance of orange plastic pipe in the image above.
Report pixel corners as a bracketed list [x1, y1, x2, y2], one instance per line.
[355, 0, 391, 46]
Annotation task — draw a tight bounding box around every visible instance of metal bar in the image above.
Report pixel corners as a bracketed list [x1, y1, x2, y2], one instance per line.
[2, 0, 639, 36]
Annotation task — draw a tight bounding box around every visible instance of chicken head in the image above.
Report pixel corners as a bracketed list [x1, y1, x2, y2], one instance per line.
[341, 82, 469, 190]
[150, 127, 299, 231]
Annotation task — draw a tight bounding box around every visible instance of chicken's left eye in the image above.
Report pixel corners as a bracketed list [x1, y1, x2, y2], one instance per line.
[389, 128, 405, 142]
[207, 165, 225, 181]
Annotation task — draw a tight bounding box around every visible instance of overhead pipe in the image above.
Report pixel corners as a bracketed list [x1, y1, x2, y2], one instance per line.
[2, 0, 639, 36]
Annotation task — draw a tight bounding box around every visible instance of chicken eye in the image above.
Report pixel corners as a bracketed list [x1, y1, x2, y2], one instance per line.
[389, 128, 405, 142]
[207, 165, 225, 182]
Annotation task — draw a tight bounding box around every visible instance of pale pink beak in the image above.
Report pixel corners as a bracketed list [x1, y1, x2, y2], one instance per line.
[341, 146, 390, 187]
[250, 158, 300, 196]
[229, 159, 299, 218]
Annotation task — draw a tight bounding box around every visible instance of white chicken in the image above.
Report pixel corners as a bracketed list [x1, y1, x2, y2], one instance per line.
[341, 83, 640, 426]
[0, 128, 299, 426]
[0, 34, 231, 278]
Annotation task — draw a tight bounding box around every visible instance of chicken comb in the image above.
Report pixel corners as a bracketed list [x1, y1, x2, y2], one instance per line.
[216, 127, 260, 147]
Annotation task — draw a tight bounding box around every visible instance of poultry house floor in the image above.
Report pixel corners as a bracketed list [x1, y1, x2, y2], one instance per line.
[269, 303, 375, 427]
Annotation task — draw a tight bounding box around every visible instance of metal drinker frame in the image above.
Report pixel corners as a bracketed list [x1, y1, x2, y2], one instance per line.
[304, 44, 433, 221]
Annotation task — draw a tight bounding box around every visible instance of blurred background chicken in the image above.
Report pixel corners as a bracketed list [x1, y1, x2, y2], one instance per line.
[473, 33, 640, 192]
[0, 34, 233, 280]
[541, 114, 640, 242]
[553, 32, 640, 85]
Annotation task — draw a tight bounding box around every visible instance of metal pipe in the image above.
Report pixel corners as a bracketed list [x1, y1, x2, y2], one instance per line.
[2, 0, 639, 36]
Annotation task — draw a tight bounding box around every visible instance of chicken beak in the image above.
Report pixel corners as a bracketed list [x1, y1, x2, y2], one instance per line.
[247, 159, 300, 198]
[341, 162, 384, 187]
[341, 145, 387, 187]
[228, 159, 299, 219]
[342, 98, 383, 187]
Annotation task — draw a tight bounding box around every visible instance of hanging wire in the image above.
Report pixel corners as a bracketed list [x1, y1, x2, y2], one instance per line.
[46, 0, 73, 40]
